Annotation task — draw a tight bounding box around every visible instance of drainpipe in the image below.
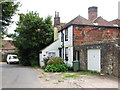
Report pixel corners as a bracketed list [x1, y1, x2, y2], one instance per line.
[62, 31, 64, 59]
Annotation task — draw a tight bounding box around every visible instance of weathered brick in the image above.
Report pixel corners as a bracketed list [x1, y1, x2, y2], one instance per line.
[74, 25, 119, 45]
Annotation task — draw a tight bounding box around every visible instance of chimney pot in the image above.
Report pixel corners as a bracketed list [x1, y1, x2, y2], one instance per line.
[88, 6, 98, 22]
[54, 11, 60, 27]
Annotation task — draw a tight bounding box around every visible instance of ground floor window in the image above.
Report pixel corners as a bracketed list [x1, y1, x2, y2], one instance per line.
[48, 52, 56, 57]
[58, 48, 62, 58]
[65, 47, 68, 61]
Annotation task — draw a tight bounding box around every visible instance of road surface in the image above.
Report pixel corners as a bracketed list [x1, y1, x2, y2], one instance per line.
[1, 62, 42, 88]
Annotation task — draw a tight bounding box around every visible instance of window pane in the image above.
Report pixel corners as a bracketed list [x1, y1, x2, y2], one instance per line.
[48, 52, 56, 57]
[65, 28, 68, 41]
[65, 47, 68, 61]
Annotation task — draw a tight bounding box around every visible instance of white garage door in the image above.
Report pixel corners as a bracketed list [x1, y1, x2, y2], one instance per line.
[87, 49, 101, 72]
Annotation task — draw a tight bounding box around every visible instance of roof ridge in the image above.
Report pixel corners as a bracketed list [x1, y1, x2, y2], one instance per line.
[62, 15, 93, 29]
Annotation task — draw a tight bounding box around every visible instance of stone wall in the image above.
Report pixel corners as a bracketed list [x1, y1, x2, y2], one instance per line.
[75, 39, 119, 77]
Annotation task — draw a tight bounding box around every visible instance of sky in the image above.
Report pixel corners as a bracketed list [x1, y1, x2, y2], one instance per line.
[7, 0, 120, 35]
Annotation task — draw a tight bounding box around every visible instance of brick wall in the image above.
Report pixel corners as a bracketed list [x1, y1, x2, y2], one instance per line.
[74, 25, 119, 46]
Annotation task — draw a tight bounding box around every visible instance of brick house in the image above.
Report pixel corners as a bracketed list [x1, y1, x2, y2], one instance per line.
[39, 6, 120, 77]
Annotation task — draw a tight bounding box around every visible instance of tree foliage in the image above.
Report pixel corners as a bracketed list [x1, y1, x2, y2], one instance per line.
[13, 11, 54, 66]
[0, 1, 19, 38]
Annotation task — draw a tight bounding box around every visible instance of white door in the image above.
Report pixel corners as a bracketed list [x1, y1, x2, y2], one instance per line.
[87, 49, 101, 72]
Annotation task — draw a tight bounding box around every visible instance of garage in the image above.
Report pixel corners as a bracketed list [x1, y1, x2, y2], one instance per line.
[87, 49, 101, 72]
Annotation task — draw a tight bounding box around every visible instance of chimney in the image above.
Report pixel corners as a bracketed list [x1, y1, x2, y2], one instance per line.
[88, 6, 98, 22]
[54, 11, 60, 27]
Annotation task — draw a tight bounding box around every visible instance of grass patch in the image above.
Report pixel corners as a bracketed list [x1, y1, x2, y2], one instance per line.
[78, 72, 91, 75]
[77, 70, 100, 76]
[58, 80, 64, 82]
[62, 70, 99, 79]
[58, 70, 99, 79]
[64, 74, 78, 78]
[80, 70, 100, 74]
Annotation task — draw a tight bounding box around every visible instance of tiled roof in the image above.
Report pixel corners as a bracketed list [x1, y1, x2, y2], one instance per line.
[62, 15, 93, 29]
[58, 15, 119, 31]
[0, 40, 16, 50]
[93, 16, 113, 26]
[110, 19, 120, 26]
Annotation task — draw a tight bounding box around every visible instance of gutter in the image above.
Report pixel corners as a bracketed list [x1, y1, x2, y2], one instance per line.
[58, 24, 120, 33]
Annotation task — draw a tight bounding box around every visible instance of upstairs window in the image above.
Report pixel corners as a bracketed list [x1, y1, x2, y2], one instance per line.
[61, 32, 64, 42]
[65, 28, 68, 41]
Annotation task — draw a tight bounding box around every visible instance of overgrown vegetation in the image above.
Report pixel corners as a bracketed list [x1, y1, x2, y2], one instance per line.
[13, 12, 54, 66]
[45, 64, 68, 72]
[79, 69, 99, 74]
[44, 57, 69, 72]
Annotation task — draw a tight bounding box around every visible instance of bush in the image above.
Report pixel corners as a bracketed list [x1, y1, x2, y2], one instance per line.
[45, 64, 68, 72]
[47, 57, 64, 65]
[44, 57, 68, 72]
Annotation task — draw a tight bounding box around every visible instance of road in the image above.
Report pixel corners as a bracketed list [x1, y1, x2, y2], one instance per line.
[0, 62, 119, 89]
[1, 62, 42, 88]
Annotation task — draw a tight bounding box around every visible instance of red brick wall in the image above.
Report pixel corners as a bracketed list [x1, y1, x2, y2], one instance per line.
[74, 25, 119, 45]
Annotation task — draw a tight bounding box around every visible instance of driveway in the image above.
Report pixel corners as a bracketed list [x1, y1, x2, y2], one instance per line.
[1, 62, 42, 88]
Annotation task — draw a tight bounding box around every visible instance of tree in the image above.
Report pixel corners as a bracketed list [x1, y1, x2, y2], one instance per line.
[13, 12, 54, 66]
[0, 1, 19, 38]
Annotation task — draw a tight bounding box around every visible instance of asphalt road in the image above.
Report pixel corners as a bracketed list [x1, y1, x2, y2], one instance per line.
[1, 62, 42, 88]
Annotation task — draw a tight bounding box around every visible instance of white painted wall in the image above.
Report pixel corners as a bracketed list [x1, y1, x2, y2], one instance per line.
[58, 25, 74, 67]
[39, 40, 60, 66]
[40, 25, 74, 67]
[64, 47, 73, 67]
[64, 26, 73, 47]
[59, 25, 73, 47]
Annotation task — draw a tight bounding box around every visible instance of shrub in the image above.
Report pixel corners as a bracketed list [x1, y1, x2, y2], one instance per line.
[44, 57, 68, 72]
[47, 57, 64, 65]
[45, 64, 68, 72]
[43, 57, 49, 66]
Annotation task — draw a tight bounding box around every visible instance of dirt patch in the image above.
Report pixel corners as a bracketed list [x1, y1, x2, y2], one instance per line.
[36, 68, 118, 88]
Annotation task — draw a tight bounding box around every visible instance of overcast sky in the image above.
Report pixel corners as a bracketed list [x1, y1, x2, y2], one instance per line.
[7, 0, 120, 35]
